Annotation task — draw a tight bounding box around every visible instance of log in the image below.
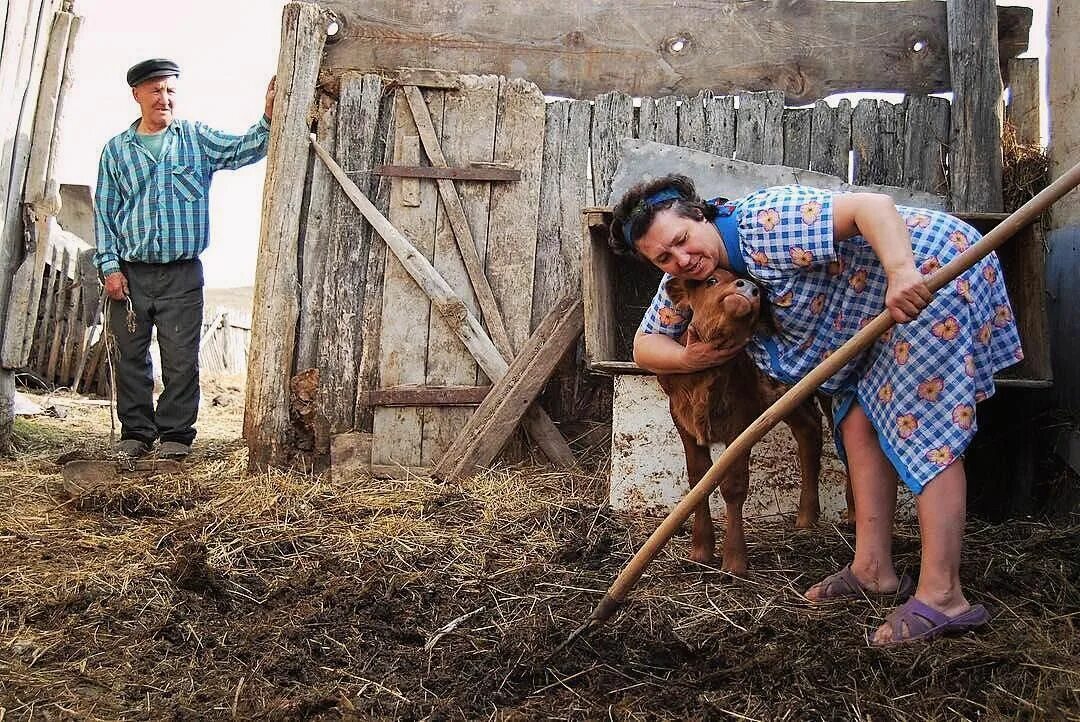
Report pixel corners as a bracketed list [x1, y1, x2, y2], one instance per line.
[947, 0, 1004, 212]
[322, 0, 1031, 103]
[433, 294, 584, 482]
[311, 136, 576, 468]
[244, 2, 328, 470]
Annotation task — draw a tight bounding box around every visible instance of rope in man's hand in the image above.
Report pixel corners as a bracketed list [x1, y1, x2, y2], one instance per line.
[102, 296, 137, 445]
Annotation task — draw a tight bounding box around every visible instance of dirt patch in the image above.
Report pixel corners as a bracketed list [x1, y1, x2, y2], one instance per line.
[1, 394, 1078, 720]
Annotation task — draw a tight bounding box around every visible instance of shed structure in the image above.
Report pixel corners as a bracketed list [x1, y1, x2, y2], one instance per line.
[244, 1, 1057, 516]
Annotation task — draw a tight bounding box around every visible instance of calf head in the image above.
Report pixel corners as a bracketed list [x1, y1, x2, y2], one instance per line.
[665, 270, 762, 349]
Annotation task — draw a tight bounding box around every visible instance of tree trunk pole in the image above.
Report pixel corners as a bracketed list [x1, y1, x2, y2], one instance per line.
[244, 2, 328, 471]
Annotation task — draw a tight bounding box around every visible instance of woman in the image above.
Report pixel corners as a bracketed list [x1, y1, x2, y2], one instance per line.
[610, 175, 1023, 645]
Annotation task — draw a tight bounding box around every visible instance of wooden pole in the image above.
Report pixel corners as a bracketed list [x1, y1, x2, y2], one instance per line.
[947, 0, 1004, 213]
[570, 161, 1080, 640]
[244, 2, 328, 471]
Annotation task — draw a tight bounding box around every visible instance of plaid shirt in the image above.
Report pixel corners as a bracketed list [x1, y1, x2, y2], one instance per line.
[93, 115, 270, 274]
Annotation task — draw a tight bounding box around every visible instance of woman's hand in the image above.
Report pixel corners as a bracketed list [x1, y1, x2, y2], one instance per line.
[681, 326, 745, 370]
[884, 264, 932, 323]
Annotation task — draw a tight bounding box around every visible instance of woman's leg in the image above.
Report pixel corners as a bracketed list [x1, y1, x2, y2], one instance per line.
[805, 403, 903, 599]
[871, 460, 972, 644]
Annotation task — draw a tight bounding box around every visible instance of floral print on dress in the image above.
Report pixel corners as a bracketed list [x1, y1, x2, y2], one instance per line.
[757, 208, 780, 231]
[932, 316, 960, 341]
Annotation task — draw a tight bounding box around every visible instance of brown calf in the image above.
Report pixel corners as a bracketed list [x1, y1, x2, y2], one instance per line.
[657, 270, 824, 574]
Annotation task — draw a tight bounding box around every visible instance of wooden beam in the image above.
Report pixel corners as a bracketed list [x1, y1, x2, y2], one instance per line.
[323, 0, 1031, 104]
[244, 2, 328, 471]
[374, 164, 521, 182]
[396, 67, 461, 89]
[433, 293, 584, 482]
[1006, 57, 1040, 146]
[310, 135, 577, 468]
[947, 0, 1004, 213]
[359, 385, 491, 407]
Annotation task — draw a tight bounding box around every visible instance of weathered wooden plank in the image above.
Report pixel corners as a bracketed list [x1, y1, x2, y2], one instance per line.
[677, 91, 707, 151]
[782, 107, 811, 170]
[58, 254, 80, 385]
[2, 11, 70, 367]
[582, 208, 621, 370]
[488, 77, 546, 354]
[359, 385, 491, 407]
[396, 134, 421, 206]
[422, 75, 497, 465]
[353, 88, 395, 432]
[312, 135, 576, 469]
[323, 1, 1031, 103]
[535, 99, 591, 326]
[374, 165, 520, 182]
[536, 99, 592, 420]
[45, 246, 70, 382]
[433, 294, 584, 482]
[703, 93, 736, 159]
[902, 95, 950, 196]
[1006, 57, 1039, 146]
[396, 67, 461, 89]
[330, 431, 372, 481]
[851, 99, 907, 188]
[736, 91, 784, 165]
[34, 242, 62, 373]
[244, 1, 328, 471]
[72, 289, 104, 394]
[590, 91, 634, 205]
[316, 73, 382, 435]
[638, 95, 679, 146]
[948, 0, 1004, 213]
[372, 88, 443, 468]
[295, 99, 337, 371]
[810, 98, 852, 180]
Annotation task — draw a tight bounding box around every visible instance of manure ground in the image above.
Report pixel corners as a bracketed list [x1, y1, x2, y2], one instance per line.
[1, 384, 1078, 720]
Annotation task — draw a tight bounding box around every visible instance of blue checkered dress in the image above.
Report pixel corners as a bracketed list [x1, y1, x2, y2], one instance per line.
[641, 186, 1023, 494]
[94, 116, 270, 275]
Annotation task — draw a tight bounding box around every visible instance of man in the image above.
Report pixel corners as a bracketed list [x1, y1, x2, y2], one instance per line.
[94, 58, 274, 459]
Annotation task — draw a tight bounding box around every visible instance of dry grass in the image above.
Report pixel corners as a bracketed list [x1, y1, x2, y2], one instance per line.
[0, 392, 1078, 720]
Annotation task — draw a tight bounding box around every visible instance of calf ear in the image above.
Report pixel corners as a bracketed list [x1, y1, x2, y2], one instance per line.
[664, 277, 692, 309]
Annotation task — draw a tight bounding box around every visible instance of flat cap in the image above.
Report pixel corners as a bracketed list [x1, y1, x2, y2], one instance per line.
[126, 58, 180, 87]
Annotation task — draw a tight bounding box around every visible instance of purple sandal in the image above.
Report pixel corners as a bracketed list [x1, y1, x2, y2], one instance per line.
[807, 563, 915, 602]
[874, 597, 990, 646]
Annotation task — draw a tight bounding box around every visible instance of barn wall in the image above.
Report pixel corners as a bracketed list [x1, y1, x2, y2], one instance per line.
[1047, 0, 1080, 421]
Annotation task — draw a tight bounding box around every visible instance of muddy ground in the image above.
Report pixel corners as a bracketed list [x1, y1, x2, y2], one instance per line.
[1, 381, 1078, 720]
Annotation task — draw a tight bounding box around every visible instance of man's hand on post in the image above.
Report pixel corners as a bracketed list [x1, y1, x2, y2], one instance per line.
[104, 272, 129, 301]
[264, 76, 276, 120]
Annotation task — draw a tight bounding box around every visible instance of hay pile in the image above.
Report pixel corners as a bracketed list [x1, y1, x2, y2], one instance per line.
[1002, 121, 1051, 213]
[1, 408, 1079, 720]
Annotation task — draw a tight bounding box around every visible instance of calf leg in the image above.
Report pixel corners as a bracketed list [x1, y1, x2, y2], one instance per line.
[719, 452, 751, 575]
[787, 403, 824, 529]
[677, 426, 715, 563]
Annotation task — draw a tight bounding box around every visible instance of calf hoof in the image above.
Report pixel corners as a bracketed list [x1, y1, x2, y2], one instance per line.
[721, 557, 748, 576]
[688, 544, 715, 564]
[794, 514, 817, 530]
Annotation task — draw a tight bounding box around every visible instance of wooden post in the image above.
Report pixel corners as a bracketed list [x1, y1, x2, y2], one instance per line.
[244, 2, 328, 470]
[947, 0, 1004, 212]
[1006, 57, 1040, 146]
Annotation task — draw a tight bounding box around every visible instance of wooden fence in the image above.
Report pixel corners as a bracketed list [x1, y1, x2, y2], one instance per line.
[249, 64, 979, 471]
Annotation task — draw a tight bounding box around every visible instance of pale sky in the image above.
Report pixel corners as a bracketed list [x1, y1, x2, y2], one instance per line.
[56, 0, 1047, 289]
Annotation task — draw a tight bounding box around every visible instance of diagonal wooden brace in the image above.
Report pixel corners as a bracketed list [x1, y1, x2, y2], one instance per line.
[310, 135, 576, 469]
[433, 293, 584, 482]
